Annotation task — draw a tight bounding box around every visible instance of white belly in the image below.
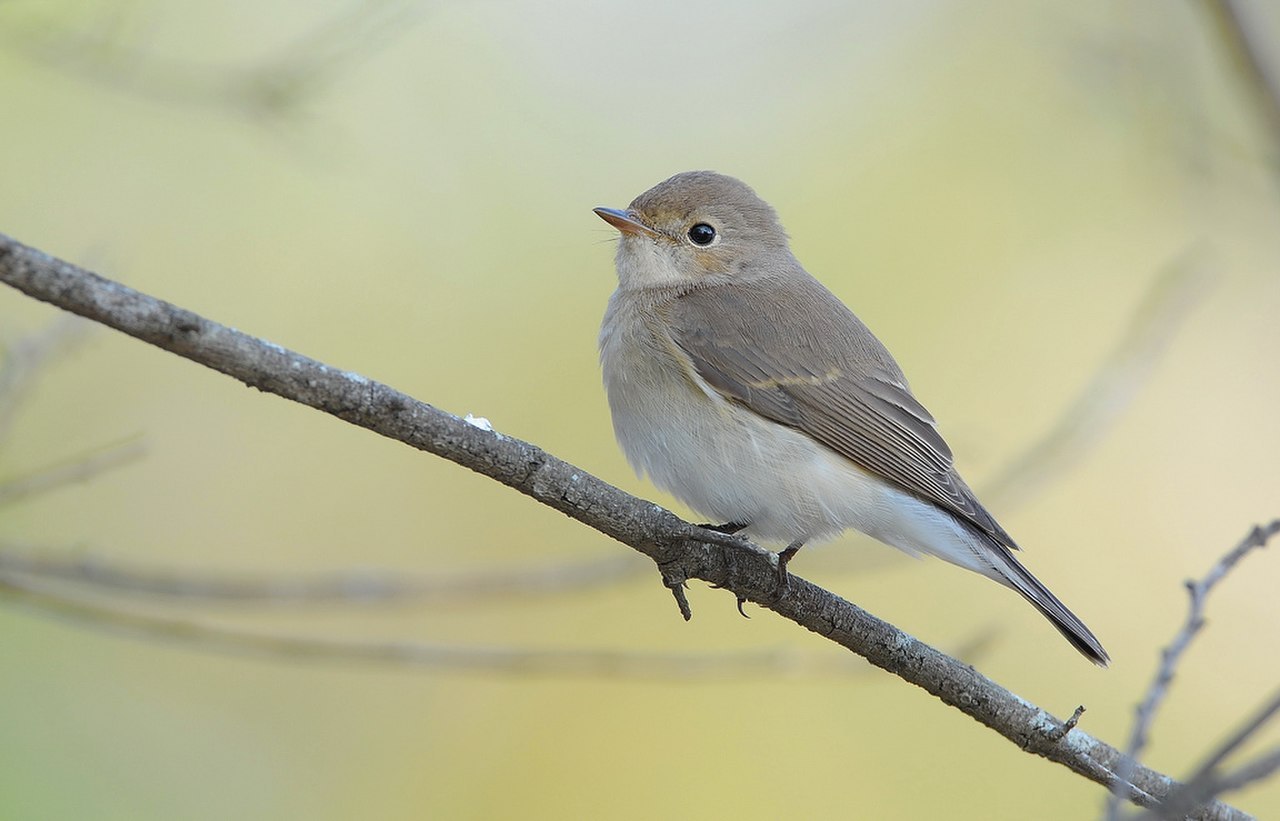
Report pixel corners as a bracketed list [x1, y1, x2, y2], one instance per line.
[598, 292, 1004, 580]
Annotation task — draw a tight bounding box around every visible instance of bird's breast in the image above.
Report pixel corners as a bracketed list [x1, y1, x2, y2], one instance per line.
[598, 290, 896, 544]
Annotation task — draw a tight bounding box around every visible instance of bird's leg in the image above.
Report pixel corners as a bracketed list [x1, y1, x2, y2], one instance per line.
[697, 521, 748, 535]
[776, 540, 806, 589]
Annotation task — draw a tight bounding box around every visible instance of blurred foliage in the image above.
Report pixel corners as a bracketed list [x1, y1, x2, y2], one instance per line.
[1, 1, 1279, 818]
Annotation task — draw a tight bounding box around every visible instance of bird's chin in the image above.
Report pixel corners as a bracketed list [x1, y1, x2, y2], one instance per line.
[613, 237, 688, 291]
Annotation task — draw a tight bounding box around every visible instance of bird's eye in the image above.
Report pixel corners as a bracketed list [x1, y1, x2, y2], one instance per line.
[687, 223, 716, 246]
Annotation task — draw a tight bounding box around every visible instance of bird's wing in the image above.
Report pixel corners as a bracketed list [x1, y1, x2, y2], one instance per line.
[668, 275, 1016, 548]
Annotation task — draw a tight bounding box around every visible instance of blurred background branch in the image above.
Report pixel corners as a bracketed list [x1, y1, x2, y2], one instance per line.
[1202, 0, 1280, 176]
[0, 569, 1001, 679]
[1106, 520, 1280, 820]
[980, 248, 1214, 512]
[1141, 688, 1280, 820]
[0, 314, 88, 443]
[0, 438, 145, 508]
[0, 540, 643, 605]
[0, 0, 421, 123]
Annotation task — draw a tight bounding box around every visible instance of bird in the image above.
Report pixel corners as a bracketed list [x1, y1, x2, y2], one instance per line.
[594, 170, 1108, 666]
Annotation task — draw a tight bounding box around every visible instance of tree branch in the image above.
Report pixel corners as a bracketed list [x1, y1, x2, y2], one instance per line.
[0, 250, 1204, 602]
[1106, 521, 1280, 820]
[0, 572, 889, 680]
[980, 250, 1213, 511]
[1202, 0, 1280, 172]
[0, 541, 644, 605]
[0, 439, 145, 507]
[0, 313, 87, 442]
[1142, 688, 1280, 819]
[0, 1, 422, 122]
[0, 231, 1260, 818]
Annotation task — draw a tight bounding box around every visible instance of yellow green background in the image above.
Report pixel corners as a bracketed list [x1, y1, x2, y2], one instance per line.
[2, 1, 1278, 818]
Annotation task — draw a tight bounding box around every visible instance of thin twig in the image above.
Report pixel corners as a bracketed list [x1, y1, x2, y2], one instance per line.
[0, 543, 645, 605]
[0, 571, 883, 679]
[0, 232, 1256, 819]
[1140, 688, 1280, 819]
[1046, 705, 1087, 743]
[0, 438, 145, 507]
[1161, 747, 1280, 817]
[1104, 521, 1280, 820]
[0, 314, 88, 442]
[0, 559, 999, 677]
[1201, 0, 1280, 171]
[0, 1, 422, 122]
[982, 250, 1214, 511]
[1180, 688, 1280, 797]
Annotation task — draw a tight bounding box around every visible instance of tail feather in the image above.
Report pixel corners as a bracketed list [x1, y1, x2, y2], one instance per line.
[985, 540, 1110, 667]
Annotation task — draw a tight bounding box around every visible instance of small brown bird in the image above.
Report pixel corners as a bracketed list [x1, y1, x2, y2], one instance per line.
[595, 171, 1108, 665]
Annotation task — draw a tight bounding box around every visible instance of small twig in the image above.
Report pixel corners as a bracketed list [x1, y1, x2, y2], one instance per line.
[1181, 687, 1280, 795]
[1046, 705, 1087, 743]
[1202, 0, 1280, 172]
[0, 543, 645, 605]
[0, 1, 422, 122]
[982, 250, 1214, 511]
[1210, 747, 1280, 801]
[0, 315, 88, 442]
[0, 439, 145, 507]
[1141, 688, 1280, 819]
[0, 570, 999, 679]
[0, 571, 881, 680]
[1161, 747, 1280, 817]
[1104, 521, 1280, 820]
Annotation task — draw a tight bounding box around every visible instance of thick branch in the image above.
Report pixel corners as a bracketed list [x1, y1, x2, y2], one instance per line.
[0, 232, 1257, 819]
[0, 254, 1204, 601]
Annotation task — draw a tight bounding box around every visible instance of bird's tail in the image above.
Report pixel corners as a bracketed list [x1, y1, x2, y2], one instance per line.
[985, 541, 1110, 667]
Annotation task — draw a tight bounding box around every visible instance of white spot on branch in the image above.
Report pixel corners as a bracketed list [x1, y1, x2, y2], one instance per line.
[464, 413, 494, 432]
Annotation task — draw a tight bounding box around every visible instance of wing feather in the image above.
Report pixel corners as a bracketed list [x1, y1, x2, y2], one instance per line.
[668, 274, 1016, 548]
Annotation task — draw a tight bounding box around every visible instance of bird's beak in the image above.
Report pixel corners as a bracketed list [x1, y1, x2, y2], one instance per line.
[593, 207, 659, 239]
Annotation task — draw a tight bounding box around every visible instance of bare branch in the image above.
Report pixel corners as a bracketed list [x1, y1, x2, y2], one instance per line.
[0, 252, 1203, 604]
[1104, 521, 1280, 820]
[1166, 747, 1280, 817]
[0, 1, 421, 122]
[0, 571, 888, 680]
[1201, 0, 1280, 170]
[0, 552, 999, 676]
[0, 232, 1258, 819]
[0, 542, 644, 605]
[1179, 688, 1280, 800]
[0, 438, 145, 507]
[0, 314, 88, 442]
[1140, 688, 1280, 819]
[981, 250, 1213, 511]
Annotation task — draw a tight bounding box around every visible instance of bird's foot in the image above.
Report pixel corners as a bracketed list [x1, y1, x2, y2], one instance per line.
[696, 521, 748, 535]
[775, 540, 805, 593]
